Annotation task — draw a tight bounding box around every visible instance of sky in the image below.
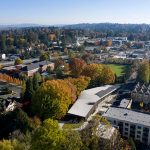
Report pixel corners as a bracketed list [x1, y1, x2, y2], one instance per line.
[0, 0, 150, 25]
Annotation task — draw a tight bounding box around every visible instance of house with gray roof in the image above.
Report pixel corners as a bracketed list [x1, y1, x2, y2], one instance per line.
[131, 82, 150, 104]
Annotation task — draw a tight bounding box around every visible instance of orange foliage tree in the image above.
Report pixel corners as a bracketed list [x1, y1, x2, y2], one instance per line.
[69, 58, 87, 77]
[0, 74, 22, 85]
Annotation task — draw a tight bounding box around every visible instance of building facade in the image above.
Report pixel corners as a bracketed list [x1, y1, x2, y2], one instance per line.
[103, 107, 150, 145]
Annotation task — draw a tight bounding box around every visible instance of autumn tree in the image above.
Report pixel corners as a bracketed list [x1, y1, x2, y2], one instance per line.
[54, 58, 65, 70]
[32, 80, 76, 119]
[0, 140, 14, 150]
[65, 76, 91, 96]
[82, 64, 115, 87]
[69, 58, 86, 77]
[82, 53, 94, 64]
[14, 58, 23, 65]
[0, 74, 22, 85]
[82, 64, 103, 87]
[82, 64, 103, 80]
[0, 139, 24, 150]
[30, 119, 65, 150]
[100, 65, 115, 85]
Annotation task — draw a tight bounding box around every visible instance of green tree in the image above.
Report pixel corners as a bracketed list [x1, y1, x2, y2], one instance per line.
[62, 130, 83, 150]
[39, 53, 48, 61]
[32, 80, 76, 119]
[0, 138, 30, 150]
[24, 78, 34, 100]
[14, 58, 23, 65]
[15, 109, 32, 132]
[128, 138, 136, 150]
[0, 35, 6, 52]
[32, 73, 41, 91]
[21, 80, 26, 98]
[30, 119, 65, 150]
[138, 61, 150, 84]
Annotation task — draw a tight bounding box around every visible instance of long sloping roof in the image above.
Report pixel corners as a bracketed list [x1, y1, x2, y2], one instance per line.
[21, 61, 53, 71]
[68, 85, 119, 118]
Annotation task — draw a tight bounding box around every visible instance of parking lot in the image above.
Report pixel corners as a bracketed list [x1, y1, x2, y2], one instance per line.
[0, 81, 21, 99]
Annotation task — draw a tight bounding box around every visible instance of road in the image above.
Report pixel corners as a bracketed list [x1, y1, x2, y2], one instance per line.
[0, 55, 69, 66]
[0, 58, 39, 66]
[0, 81, 21, 99]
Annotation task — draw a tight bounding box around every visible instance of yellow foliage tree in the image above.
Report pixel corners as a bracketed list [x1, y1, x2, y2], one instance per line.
[65, 76, 91, 96]
[32, 80, 77, 119]
[100, 65, 115, 85]
[82, 64, 115, 86]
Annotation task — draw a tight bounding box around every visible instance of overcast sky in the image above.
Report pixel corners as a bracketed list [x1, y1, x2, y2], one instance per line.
[0, 0, 150, 25]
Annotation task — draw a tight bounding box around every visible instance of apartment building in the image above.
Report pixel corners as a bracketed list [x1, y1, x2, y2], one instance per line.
[103, 107, 150, 145]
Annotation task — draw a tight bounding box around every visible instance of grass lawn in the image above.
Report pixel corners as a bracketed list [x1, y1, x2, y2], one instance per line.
[63, 121, 83, 129]
[106, 64, 129, 76]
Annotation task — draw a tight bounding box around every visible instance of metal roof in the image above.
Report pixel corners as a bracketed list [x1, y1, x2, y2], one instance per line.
[119, 99, 130, 108]
[68, 85, 119, 118]
[103, 107, 150, 127]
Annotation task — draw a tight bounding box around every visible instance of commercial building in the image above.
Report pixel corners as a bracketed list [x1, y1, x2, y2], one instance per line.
[21, 61, 54, 76]
[103, 107, 150, 145]
[68, 85, 120, 120]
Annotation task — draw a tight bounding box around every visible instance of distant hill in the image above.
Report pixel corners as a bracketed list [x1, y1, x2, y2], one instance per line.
[0, 24, 43, 30]
[63, 23, 150, 32]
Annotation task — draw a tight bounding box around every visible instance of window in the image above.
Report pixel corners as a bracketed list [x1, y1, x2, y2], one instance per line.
[125, 123, 129, 126]
[137, 135, 141, 139]
[125, 128, 128, 131]
[137, 131, 141, 134]
[143, 127, 149, 133]
[137, 126, 141, 129]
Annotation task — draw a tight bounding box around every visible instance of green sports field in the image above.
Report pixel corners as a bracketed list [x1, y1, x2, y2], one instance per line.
[106, 64, 129, 76]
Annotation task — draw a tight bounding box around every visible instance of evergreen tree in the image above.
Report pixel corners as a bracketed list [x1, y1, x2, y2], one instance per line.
[24, 78, 34, 100]
[1, 35, 6, 52]
[21, 80, 26, 99]
[32, 74, 40, 91]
